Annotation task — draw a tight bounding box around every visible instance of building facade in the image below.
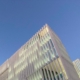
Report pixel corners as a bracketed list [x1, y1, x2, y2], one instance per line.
[73, 59, 80, 78]
[0, 24, 79, 80]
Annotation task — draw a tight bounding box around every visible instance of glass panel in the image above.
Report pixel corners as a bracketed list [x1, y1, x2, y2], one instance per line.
[45, 69, 49, 80]
[42, 69, 46, 80]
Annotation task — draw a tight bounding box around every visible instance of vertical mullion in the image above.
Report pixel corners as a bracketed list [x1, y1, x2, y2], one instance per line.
[46, 66, 51, 80]
[48, 63, 54, 80]
[47, 64, 53, 80]
[52, 61, 57, 80]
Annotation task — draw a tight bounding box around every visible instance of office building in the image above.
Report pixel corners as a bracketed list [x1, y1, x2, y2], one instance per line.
[0, 24, 79, 80]
[73, 59, 80, 78]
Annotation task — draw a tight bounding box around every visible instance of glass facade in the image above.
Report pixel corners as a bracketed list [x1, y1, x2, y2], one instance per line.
[73, 59, 80, 78]
[0, 24, 79, 80]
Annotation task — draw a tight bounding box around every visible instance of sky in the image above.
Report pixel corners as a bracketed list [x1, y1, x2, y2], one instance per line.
[0, 0, 80, 65]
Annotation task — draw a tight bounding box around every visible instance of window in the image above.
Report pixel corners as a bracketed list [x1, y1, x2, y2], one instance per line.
[49, 39, 54, 48]
[52, 71, 56, 80]
[42, 69, 46, 80]
[48, 70, 52, 80]
[55, 71, 59, 80]
[47, 41, 52, 49]
[45, 69, 49, 79]
[60, 72, 63, 79]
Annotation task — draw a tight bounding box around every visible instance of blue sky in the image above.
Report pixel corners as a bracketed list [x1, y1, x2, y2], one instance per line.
[0, 0, 80, 65]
